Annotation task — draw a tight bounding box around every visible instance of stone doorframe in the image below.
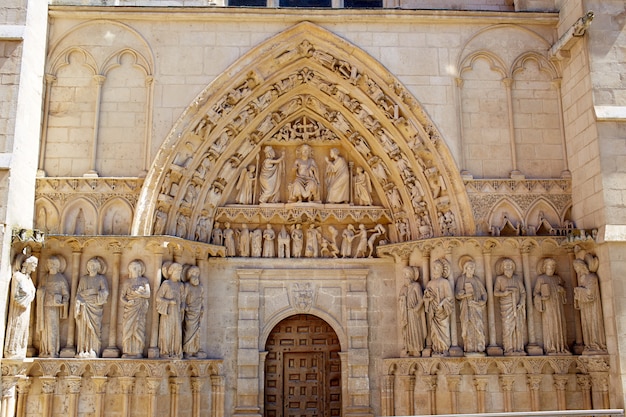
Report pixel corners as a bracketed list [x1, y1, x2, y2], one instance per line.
[234, 267, 373, 417]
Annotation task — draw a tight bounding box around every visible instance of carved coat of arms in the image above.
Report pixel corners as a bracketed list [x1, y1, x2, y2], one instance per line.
[290, 283, 316, 312]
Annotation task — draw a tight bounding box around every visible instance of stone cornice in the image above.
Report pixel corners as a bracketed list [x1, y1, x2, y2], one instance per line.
[48, 6, 559, 25]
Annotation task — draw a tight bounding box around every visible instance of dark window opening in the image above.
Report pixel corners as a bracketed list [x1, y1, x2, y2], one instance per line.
[279, 0, 331, 7]
[344, 0, 382, 7]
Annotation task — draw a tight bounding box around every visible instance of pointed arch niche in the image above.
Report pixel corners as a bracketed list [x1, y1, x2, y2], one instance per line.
[134, 22, 473, 246]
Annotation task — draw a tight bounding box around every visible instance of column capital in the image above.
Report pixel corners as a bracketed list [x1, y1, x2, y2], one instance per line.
[93, 74, 106, 85]
[553, 374, 569, 391]
[66, 376, 82, 394]
[473, 376, 489, 391]
[16, 377, 31, 395]
[576, 374, 591, 390]
[191, 377, 205, 393]
[146, 377, 162, 395]
[91, 376, 108, 394]
[423, 375, 437, 391]
[446, 375, 461, 392]
[499, 375, 516, 391]
[40, 377, 57, 394]
[527, 374, 543, 391]
[118, 376, 135, 394]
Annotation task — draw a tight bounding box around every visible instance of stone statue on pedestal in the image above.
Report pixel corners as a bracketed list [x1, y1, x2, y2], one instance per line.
[494, 258, 526, 355]
[4, 254, 38, 359]
[120, 259, 151, 359]
[533, 258, 569, 355]
[399, 266, 426, 357]
[455, 257, 487, 355]
[156, 262, 185, 359]
[75, 257, 109, 358]
[37, 255, 69, 358]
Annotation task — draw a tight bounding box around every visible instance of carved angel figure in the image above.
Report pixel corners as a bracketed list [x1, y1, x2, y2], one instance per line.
[353, 167, 373, 206]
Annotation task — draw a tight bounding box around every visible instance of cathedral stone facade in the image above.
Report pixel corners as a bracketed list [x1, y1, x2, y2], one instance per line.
[1, 0, 626, 416]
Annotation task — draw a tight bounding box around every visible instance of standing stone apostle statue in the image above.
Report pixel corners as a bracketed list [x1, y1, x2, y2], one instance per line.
[75, 256, 109, 358]
[37, 255, 69, 358]
[4, 254, 38, 359]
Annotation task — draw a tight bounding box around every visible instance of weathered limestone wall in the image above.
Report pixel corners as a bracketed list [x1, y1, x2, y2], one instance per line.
[43, 8, 561, 181]
[0, 0, 48, 356]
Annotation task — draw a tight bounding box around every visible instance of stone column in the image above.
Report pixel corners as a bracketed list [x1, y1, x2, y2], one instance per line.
[422, 248, 432, 356]
[103, 245, 122, 358]
[118, 377, 135, 417]
[590, 372, 610, 409]
[143, 76, 155, 174]
[1, 377, 18, 417]
[446, 375, 461, 414]
[567, 248, 584, 354]
[169, 378, 183, 417]
[499, 375, 515, 412]
[482, 245, 502, 356]
[86, 74, 106, 177]
[527, 374, 542, 411]
[445, 248, 463, 357]
[552, 78, 570, 177]
[455, 77, 470, 176]
[91, 376, 107, 417]
[146, 377, 162, 417]
[147, 245, 165, 358]
[15, 377, 30, 417]
[381, 374, 395, 417]
[553, 375, 569, 410]
[423, 375, 437, 415]
[65, 376, 82, 417]
[28, 245, 42, 357]
[576, 374, 592, 410]
[521, 245, 541, 355]
[191, 377, 204, 417]
[39, 377, 57, 417]
[234, 269, 262, 417]
[210, 375, 225, 417]
[502, 77, 522, 178]
[61, 248, 82, 357]
[343, 269, 372, 413]
[473, 376, 489, 413]
[398, 375, 414, 416]
[38, 74, 57, 175]
[258, 352, 268, 412]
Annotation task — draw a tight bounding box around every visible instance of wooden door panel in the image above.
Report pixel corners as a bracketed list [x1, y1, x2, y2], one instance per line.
[265, 314, 341, 417]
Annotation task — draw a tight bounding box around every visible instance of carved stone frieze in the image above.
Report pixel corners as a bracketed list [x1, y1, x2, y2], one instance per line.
[216, 205, 391, 224]
[465, 178, 572, 237]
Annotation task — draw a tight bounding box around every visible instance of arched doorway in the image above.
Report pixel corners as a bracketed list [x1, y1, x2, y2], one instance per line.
[264, 314, 341, 417]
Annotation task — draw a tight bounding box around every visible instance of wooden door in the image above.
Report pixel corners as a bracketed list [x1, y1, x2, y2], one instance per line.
[265, 314, 341, 417]
[284, 352, 324, 417]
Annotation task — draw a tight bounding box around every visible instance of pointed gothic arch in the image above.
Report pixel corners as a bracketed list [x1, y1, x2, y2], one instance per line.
[133, 21, 473, 243]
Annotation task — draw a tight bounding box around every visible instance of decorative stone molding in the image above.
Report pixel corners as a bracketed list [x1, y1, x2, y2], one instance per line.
[464, 178, 572, 236]
[135, 21, 474, 245]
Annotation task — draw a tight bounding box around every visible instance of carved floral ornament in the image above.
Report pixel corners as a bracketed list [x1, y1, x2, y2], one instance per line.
[134, 22, 473, 250]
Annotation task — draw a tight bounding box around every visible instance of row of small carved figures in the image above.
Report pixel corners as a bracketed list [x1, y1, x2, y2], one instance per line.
[206, 222, 387, 258]
[4, 254, 206, 361]
[399, 254, 606, 358]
